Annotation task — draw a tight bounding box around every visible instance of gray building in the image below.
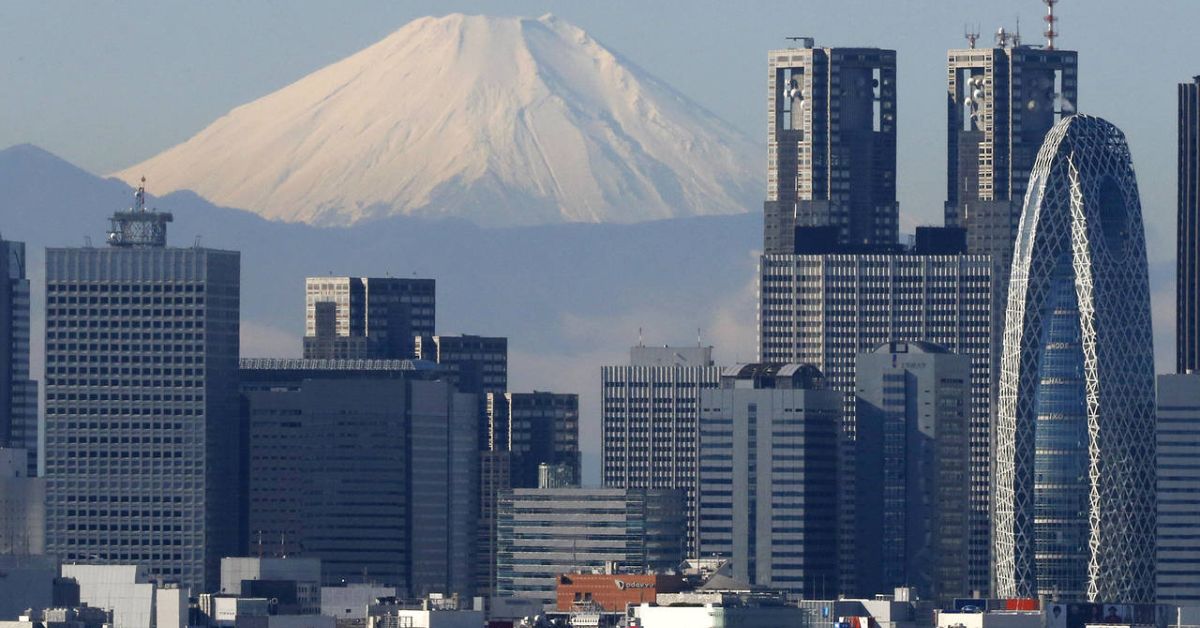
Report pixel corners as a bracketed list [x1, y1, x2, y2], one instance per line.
[855, 342, 970, 601]
[764, 42, 898, 254]
[0, 237, 37, 477]
[1157, 372, 1200, 606]
[495, 488, 685, 609]
[758, 251, 992, 595]
[601, 345, 720, 554]
[696, 363, 840, 596]
[239, 359, 477, 597]
[0, 448, 44, 555]
[1180, 77, 1200, 373]
[303, 277, 435, 360]
[945, 36, 1077, 273]
[43, 190, 240, 592]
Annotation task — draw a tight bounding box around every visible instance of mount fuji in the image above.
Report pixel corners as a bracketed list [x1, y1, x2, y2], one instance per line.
[114, 13, 762, 227]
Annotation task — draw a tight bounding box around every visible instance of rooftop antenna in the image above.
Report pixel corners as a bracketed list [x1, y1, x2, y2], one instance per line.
[1044, 0, 1059, 50]
[638, 327, 644, 347]
[697, 328, 702, 347]
[964, 25, 980, 49]
[1013, 16, 1021, 47]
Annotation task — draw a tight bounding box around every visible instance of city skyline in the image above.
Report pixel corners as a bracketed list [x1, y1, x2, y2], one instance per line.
[1, 1, 1198, 615]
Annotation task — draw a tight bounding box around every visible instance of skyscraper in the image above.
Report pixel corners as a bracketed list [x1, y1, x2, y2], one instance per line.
[945, 35, 1077, 269]
[303, 276, 435, 359]
[239, 358, 477, 596]
[1179, 77, 1200, 373]
[759, 250, 993, 594]
[0, 237, 37, 477]
[696, 363, 840, 595]
[601, 345, 721, 554]
[855, 342, 970, 601]
[994, 115, 1156, 603]
[764, 41, 898, 254]
[1156, 372, 1200, 606]
[44, 187, 241, 592]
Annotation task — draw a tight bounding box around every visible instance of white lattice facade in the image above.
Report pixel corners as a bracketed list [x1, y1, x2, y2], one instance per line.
[994, 115, 1156, 602]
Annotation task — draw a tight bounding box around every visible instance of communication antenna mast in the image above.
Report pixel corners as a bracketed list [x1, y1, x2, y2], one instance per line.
[1044, 0, 1060, 49]
[964, 25, 980, 49]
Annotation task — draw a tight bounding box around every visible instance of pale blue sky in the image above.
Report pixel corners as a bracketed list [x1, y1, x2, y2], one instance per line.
[1, 0, 1195, 242]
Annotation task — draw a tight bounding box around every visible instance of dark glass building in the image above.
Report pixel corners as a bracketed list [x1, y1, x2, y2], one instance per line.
[1179, 77, 1200, 373]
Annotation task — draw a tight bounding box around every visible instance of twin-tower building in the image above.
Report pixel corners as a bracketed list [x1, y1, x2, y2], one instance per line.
[760, 32, 1154, 602]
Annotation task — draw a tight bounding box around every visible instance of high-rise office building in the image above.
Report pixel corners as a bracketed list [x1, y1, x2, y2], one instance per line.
[763, 42, 898, 254]
[601, 345, 721, 554]
[240, 358, 477, 597]
[1179, 77, 1200, 373]
[0, 237, 37, 477]
[854, 342, 970, 601]
[696, 363, 840, 596]
[44, 189, 240, 592]
[487, 392, 580, 489]
[303, 277, 435, 360]
[495, 488, 685, 609]
[759, 250, 993, 595]
[945, 36, 1077, 270]
[994, 115, 1156, 603]
[1157, 372, 1200, 606]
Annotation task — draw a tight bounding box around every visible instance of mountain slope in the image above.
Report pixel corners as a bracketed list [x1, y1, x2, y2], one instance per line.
[113, 14, 762, 227]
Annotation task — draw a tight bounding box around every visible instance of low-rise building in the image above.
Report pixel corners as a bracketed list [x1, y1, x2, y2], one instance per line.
[60, 565, 178, 628]
[495, 488, 686, 609]
[219, 558, 322, 615]
[321, 585, 398, 624]
[555, 574, 685, 614]
[630, 592, 804, 628]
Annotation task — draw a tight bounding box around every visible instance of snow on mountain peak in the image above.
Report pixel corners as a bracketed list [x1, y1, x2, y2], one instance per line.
[113, 13, 762, 227]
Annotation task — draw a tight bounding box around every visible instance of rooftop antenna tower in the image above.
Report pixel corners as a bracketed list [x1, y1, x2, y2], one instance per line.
[1044, 0, 1060, 49]
[106, 176, 173, 248]
[964, 25, 980, 49]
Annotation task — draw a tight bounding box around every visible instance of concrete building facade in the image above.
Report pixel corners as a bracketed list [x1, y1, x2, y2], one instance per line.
[495, 488, 685, 609]
[764, 42, 899, 253]
[601, 345, 721, 554]
[44, 198, 240, 592]
[1157, 372, 1200, 606]
[696, 363, 840, 596]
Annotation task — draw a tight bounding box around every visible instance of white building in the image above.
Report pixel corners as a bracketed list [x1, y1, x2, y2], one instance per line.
[61, 564, 185, 628]
[321, 584, 398, 621]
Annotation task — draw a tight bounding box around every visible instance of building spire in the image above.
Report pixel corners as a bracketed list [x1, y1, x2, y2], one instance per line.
[1044, 0, 1059, 49]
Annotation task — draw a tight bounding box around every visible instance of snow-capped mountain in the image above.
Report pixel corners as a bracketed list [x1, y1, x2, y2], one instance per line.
[114, 13, 762, 227]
